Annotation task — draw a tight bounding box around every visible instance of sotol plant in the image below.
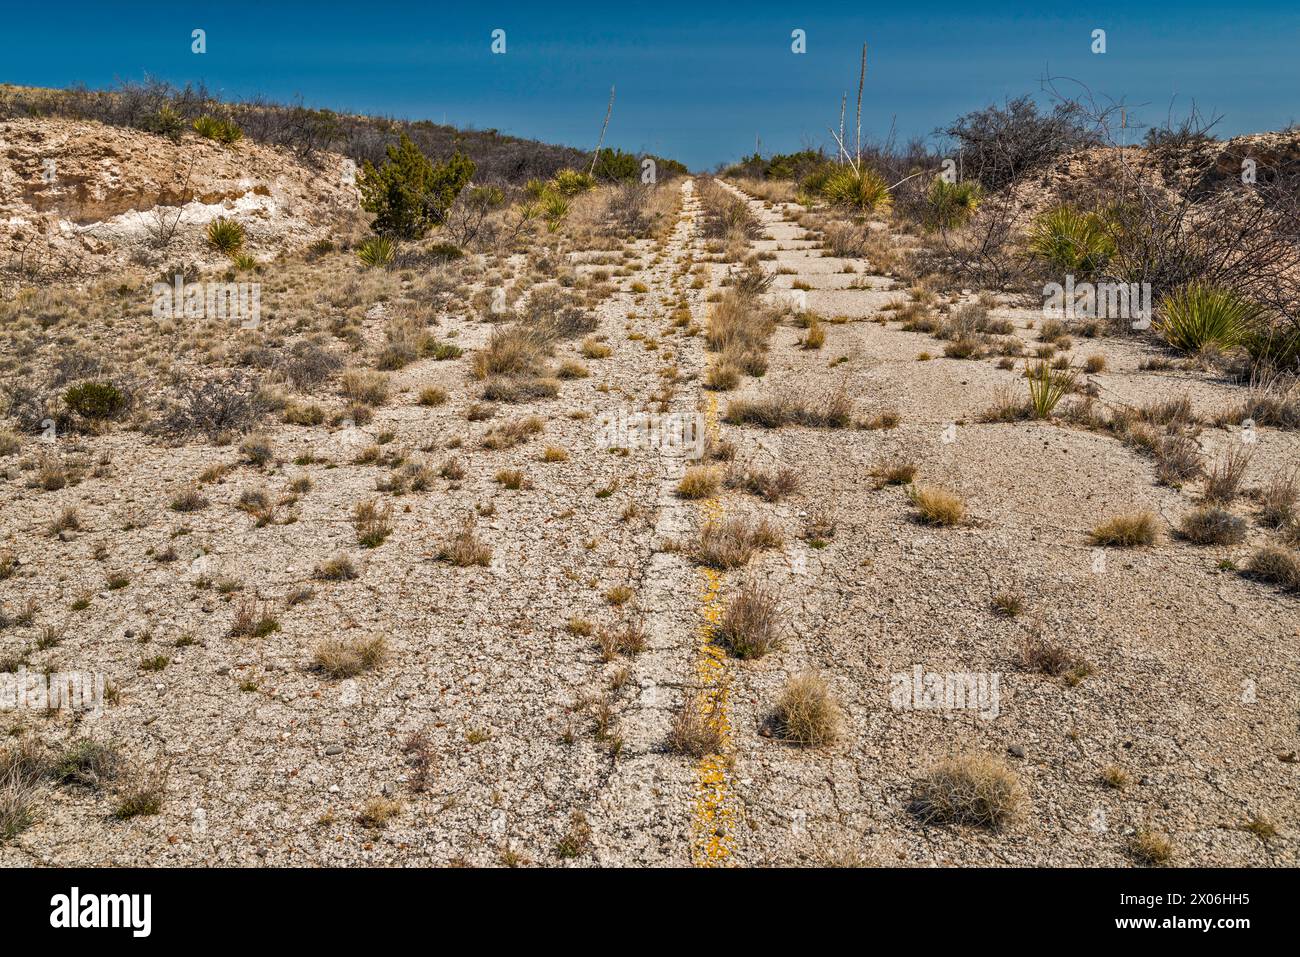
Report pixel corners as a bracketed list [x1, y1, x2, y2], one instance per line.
[206, 217, 245, 254]
[1155, 284, 1265, 354]
[1026, 205, 1115, 276]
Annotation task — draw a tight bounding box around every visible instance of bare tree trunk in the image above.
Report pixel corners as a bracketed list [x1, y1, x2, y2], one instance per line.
[854, 44, 866, 164]
[838, 93, 847, 165]
[588, 85, 616, 176]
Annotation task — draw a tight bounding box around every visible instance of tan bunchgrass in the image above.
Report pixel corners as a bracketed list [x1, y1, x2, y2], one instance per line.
[911, 754, 1024, 829]
[773, 672, 842, 746]
[313, 633, 389, 678]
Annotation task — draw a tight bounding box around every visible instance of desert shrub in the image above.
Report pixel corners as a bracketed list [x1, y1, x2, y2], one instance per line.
[63, 381, 127, 419]
[1246, 545, 1300, 590]
[437, 516, 492, 566]
[941, 95, 1101, 191]
[206, 217, 246, 253]
[50, 739, 121, 789]
[1155, 284, 1265, 354]
[358, 133, 475, 239]
[154, 378, 264, 441]
[1178, 507, 1246, 545]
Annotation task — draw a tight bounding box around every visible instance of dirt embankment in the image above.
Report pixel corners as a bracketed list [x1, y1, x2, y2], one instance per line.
[0, 116, 360, 283]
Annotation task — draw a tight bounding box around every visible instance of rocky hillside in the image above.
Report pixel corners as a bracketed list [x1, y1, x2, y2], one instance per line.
[0, 115, 360, 285]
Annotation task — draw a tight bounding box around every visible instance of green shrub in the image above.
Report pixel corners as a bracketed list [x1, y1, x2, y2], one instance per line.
[1026, 205, 1115, 276]
[64, 381, 127, 419]
[551, 169, 597, 196]
[925, 178, 982, 230]
[142, 105, 185, 142]
[1156, 284, 1266, 354]
[820, 166, 892, 214]
[192, 114, 243, 145]
[206, 217, 245, 253]
[1026, 360, 1076, 418]
[358, 133, 475, 239]
[356, 236, 396, 268]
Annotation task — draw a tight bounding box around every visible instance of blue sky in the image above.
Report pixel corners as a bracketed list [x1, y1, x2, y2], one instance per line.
[3, 1, 1297, 169]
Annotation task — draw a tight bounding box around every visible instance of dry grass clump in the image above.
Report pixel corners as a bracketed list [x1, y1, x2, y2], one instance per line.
[340, 368, 390, 406]
[595, 620, 647, 660]
[705, 287, 775, 365]
[1177, 507, 1246, 546]
[472, 326, 550, 380]
[354, 499, 393, 548]
[313, 553, 359, 581]
[724, 390, 852, 429]
[666, 693, 725, 758]
[482, 415, 544, 450]
[676, 465, 723, 500]
[1019, 627, 1090, 682]
[229, 596, 280, 638]
[692, 514, 783, 569]
[1202, 445, 1253, 504]
[1128, 828, 1175, 865]
[1090, 511, 1158, 546]
[910, 485, 965, 526]
[1245, 545, 1300, 591]
[417, 386, 448, 407]
[725, 463, 800, 502]
[979, 384, 1031, 422]
[111, 763, 167, 819]
[991, 591, 1024, 617]
[910, 754, 1024, 829]
[1, 740, 45, 840]
[313, 633, 389, 678]
[714, 580, 782, 659]
[871, 458, 917, 488]
[1256, 469, 1298, 527]
[772, 672, 842, 747]
[357, 795, 402, 829]
[437, 516, 492, 567]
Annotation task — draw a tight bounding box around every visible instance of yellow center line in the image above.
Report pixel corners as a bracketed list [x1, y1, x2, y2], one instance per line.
[689, 366, 735, 866]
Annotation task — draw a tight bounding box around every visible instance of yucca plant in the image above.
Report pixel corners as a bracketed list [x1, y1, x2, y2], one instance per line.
[205, 217, 245, 254]
[356, 236, 396, 268]
[1026, 205, 1115, 276]
[542, 191, 571, 232]
[821, 165, 892, 214]
[1156, 284, 1266, 354]
[192, 114, 243, 145]
[551, 169, 596, 196]
[925, 178, 982, 230]
[1026, 360, 1076, 418]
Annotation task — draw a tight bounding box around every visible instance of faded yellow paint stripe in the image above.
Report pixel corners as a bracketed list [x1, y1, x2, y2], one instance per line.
[689, 386, 735, 867]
